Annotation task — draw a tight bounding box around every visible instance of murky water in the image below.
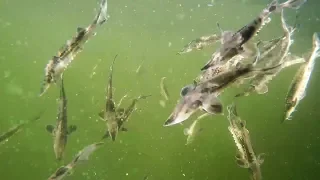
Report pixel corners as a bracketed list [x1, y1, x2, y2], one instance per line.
[1, 0, 320, 179]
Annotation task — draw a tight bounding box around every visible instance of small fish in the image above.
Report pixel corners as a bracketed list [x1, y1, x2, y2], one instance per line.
[136, 58, 145, 75]
[46, 76, 77, 161]
[160, 77, 170, 101]
[184, 113, 207, 145]
[48, 142, 104, 180]
[40, 0, 109, 96]
[227, 103, 264, 180]
[284, 32, 320, 122]
[0, 110, 44, 144]
[143, 172, 150, 180]
[177, 34, 221, 54]
[116, 95, 151, 130]
[99, 55, 118, 142]
[200, 0, 307, 71]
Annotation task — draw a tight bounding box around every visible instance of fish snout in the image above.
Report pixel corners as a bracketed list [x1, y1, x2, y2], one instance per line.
[164, 99, 201, 127]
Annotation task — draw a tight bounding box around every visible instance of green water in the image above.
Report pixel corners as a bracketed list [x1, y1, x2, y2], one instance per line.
[1, 0, 320, 179]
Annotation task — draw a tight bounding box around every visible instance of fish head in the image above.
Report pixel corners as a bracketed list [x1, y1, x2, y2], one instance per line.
[164, 91, 203, 127]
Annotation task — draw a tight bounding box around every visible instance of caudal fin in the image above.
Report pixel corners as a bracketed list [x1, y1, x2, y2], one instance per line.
[93, 0, 109, 25]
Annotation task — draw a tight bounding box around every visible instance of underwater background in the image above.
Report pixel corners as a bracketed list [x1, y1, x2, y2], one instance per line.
[1, 0, 320, 179]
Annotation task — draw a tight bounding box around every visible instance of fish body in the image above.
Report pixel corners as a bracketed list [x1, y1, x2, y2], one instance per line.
[101, 55, 118, 141]
[284, 32, 320, 121]
[48, 142, 104, 180]
[227, 103, 264, 180]
[40, 0, 109, 96]
[46, 77, 77, 160]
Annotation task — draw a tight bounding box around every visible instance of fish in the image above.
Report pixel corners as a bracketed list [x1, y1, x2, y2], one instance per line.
[164, 63, 281, 126]
[46, 76, 77, 161]
[160, 77, 170, 101]
[200, 0, 307, 71]
[177, 34, 221, 54]
[99, 55, 118, 142]
[47, 142, 104, 180]
[0, 110, 45, 144]
[40, 0, 109, 96]
[136, 58, 145, 75]
[236, 11, 302, 97]
[227, 103, 264, 180]
[184, 113, 207, 145]
[283, 32, 320, 122]
[116, 95, 151, 132]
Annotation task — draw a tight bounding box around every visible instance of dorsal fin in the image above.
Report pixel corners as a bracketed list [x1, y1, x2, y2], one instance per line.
[77, 27, 85, 33]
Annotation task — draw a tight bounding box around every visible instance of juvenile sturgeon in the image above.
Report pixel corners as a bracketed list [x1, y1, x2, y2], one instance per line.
[0, 110, 44, 144]
[99, 55, 150, 141]
[46, 76, 77, 161]
[40, 0, 109, 96]
[48, 142, 104, 180]
[227, 103, 264, 180]
[284, 32, 320, 122]
[164, 63, 281, 126]
[99, 55, 119, 142]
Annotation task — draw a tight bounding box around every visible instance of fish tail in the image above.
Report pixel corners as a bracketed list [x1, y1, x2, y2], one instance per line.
[93, 0, 108, 25]
[279, 0, 307, 10]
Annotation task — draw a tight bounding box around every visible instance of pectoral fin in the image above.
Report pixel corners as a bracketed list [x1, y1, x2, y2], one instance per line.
[101, 131, 110, 140]
[257, 153, 265, 165]
[98, 110, 105, 121]
[77, 27, 85, 33]
[46, 125, 55, 134]
[255, 84, 268, 94]
[120, 127, 128, 132]
[236, 159, 249, 168]
[67, 125, 77, 135]
[201, 94, 223, 114]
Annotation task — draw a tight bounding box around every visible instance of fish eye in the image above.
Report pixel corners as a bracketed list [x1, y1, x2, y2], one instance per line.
[191, 100, 202, 109]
